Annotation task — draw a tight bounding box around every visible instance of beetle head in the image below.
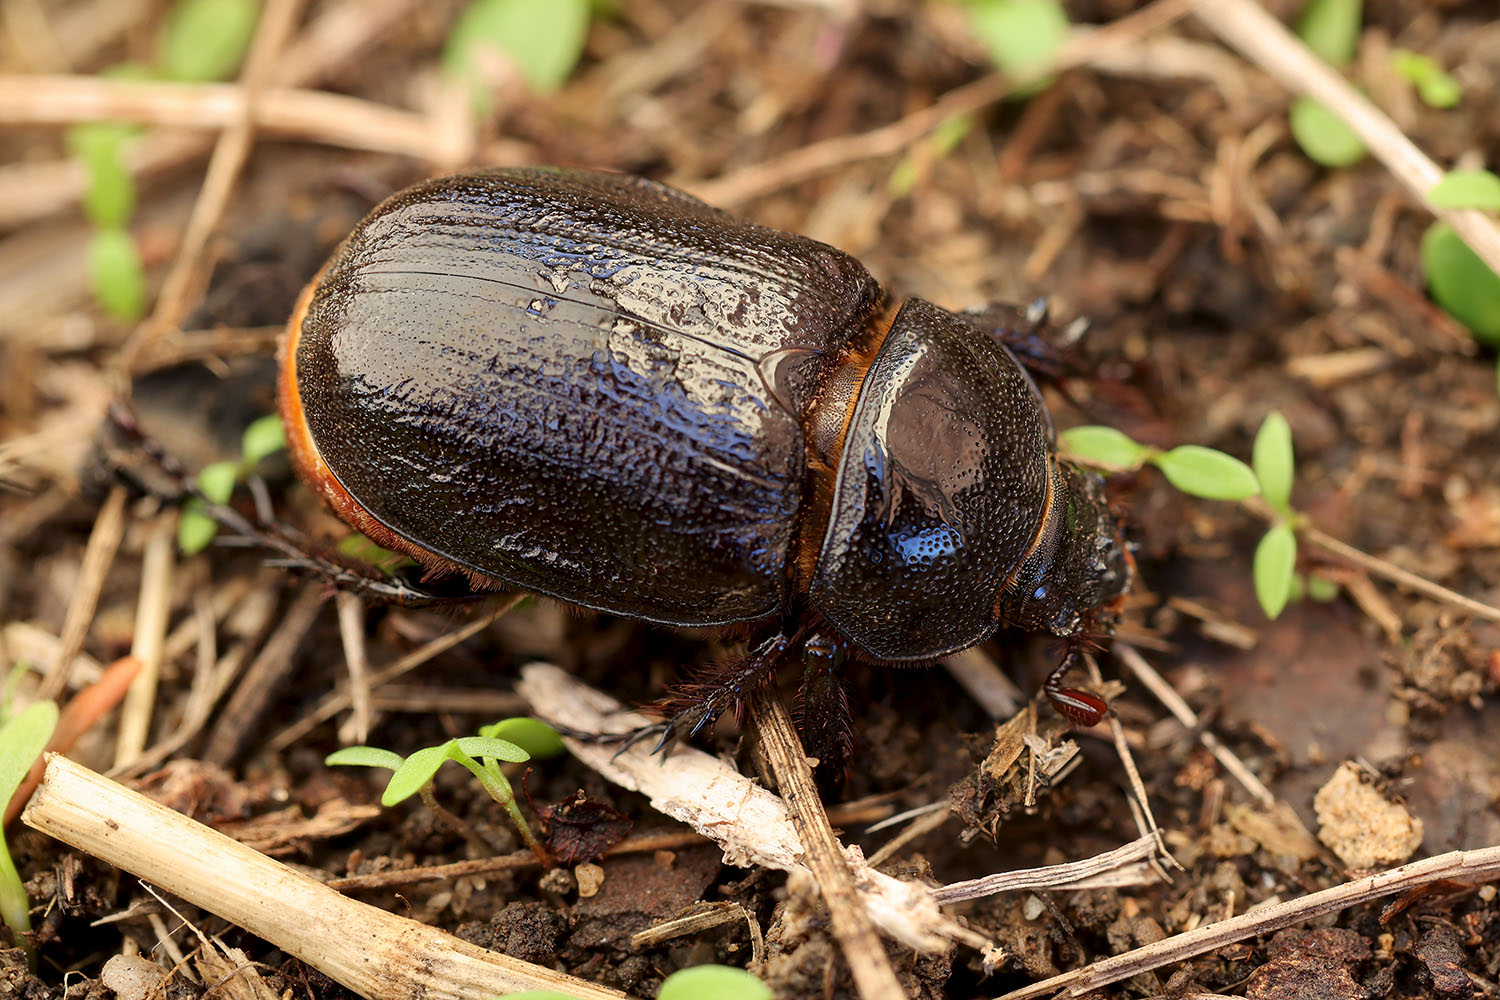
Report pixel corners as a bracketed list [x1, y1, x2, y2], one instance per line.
[997, 462, 1130, 639]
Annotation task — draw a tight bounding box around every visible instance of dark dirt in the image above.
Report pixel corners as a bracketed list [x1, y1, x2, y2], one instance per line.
[3, 1, 1500, 999]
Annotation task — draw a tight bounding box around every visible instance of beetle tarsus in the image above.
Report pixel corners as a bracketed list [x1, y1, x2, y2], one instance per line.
[1043, 647, 1109, 726]
[647, 631, 794, 751]
[796, 633, 854, 793]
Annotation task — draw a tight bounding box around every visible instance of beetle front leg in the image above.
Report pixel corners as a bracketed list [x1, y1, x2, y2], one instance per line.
[797, 632, 854, 793]
[647, 631, 794, 754]
[1043, 644, 1109, 726]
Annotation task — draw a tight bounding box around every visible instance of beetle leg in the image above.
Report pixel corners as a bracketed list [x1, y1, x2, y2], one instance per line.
[1042, 645, 1109, 726]
[796, 632, 854, 793]
[646, 631, 794, 755]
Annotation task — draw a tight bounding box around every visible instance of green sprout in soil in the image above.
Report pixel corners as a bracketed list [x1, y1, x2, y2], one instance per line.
[498, 963, 773, 1000]
[443, 0, 592, 113]
[72, 0, 259, 320]
[0, 697, 59, 963]
[1422, 171, 1500, 368]
[1391, 49, 1461, 109]
[960, 0, 1069, 94]
[328, 721, 557, 865]
[1288, 0, 1366, 168]
[1063, 411, 1335, 621]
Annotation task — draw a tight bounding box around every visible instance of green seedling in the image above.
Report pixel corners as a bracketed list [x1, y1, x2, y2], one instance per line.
[960, 0, 1068, 94]
[178, 413, 287, 554]
[1430, 170, 1500, 211]
[443, 0, 591, 111]
[72, 0, 258, 319]
[1058, 427, 1259, 501]
[1420, 215, 1500, 353]
[889, 114, 973, 198]
[496, 963, 771, 1000]
[159, 0, 258, 84]
[328, 726, 550, 864]
[657, 965, 773, 1000]
[1391, 50, 1461, 108]
[0, 700, 59, 963]
[1288, 0, 1365, 167]
[479, 717, 566, 760]
[1062, 412, 1329, 620]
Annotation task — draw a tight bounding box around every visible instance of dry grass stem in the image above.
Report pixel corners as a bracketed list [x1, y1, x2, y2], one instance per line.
[629, 902, 766, 960]
[0, 0, 427, 231]
[0, 76, 447, 163]
[944, 647, 1024, 718]
[121, 0, 303, 369]
[204, 583, 324, 766]
[995, 842, 1500, 1000]
[38, 483, 127, 700]
[934, 834, 1160, 904]
[115, 511, 177, 768]
[749, 687, 908, 1000]
[267, 599, 518, 752]
[22, 755, 631, 1000]
[334, 592, 371, 745]
[1114, 640, 1277, 807]
[1299, 523, 1500, 625]
[689, 0, 1198, 206]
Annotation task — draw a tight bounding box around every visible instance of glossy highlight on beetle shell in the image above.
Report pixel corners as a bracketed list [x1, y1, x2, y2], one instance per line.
[280, 166, 1129, 676]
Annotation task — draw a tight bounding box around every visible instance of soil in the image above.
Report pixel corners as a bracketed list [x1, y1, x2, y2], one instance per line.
[2, 2, 1499, 999]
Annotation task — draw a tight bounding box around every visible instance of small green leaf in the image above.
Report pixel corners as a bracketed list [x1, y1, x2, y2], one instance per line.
[1060, 426, 1149, 469]
[1306, 573, 1339, 602]
[443, 0, 591, 106]
[1391, 50, 1460, 109]
[160, 0, 259, 83]
[0, 701, 56, 950]
[241, 414, 287, 468]
[0, 702, 58, 801]
[326, 746, 405, 771]
[452, 736, 529, 764]
[1429, 170, 1500, 211]
[1253, 523, 1298, 619]
[196, 460, 240, 504]
[963, 0, 1069, 84]
[65, 121, 134, 165]
[1152, 446, 1260, 501]
[81, 150, 136, 228]
[87, 227, 147, 322]
[177, 500, 220, 555]
[1251, 412, 1295, 515]
[1295, 0, 1362, 67]
[479, 718, 566, 759]
[1421, 221, 1500, 348]
[382, 744, 449, 806]
[1289, 97, 1366, 168]
[658, 966, 772, 1000]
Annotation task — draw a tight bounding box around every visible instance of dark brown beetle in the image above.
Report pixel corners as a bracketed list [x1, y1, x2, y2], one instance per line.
[279, 167, 1130, 766]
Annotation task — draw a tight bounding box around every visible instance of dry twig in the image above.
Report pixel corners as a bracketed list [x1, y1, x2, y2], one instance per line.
[995, 843, 1500, 999]
[749, 688, 908, 1000]
[23, 755, 630, 1000]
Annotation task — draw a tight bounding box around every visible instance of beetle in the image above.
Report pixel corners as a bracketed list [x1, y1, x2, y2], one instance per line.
[278, 167, 1130, 769]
